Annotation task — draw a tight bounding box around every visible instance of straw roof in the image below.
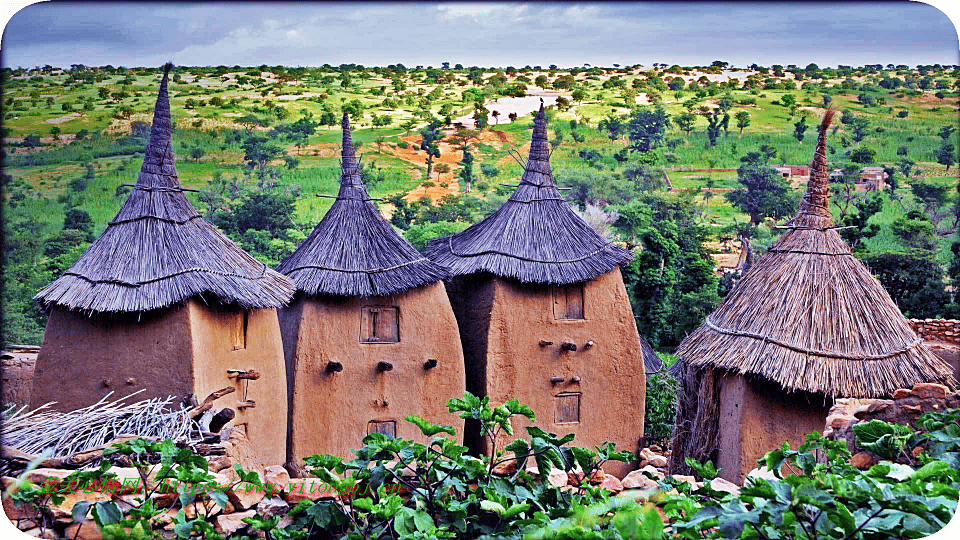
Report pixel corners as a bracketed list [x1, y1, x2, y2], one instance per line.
[424, 104, 633, 285]
[276, 114, 448, 297]
[675, 110, 954, 398]
[35, 64, 295, 314]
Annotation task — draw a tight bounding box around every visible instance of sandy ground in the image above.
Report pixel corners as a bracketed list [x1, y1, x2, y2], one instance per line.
[454, 95, 559, 127]
[46, 113, 83, 124]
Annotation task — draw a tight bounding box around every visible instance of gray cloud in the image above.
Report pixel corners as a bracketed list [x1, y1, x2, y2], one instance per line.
[2, 2, 957, 68]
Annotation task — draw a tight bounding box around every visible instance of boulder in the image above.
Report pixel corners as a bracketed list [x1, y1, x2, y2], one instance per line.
[257, 496, 290, 518]
[214, 509, 256, 536]
[745, 467, 778, 483]
[547, 468, 568, 488]
[910, 383, 948, 399]
[892, 389, 911, 400]
[264, 465, 291, 495]
[599, 474, 623, 494]
[709, 477, 740, 496]
[221, 467, 265, 510]
[647, 455, 668, 468]
[849, 452, 874, 470]
[639, 465, 664, 479]
[284, 479, 337, 503]
[621, 470, 659, 490]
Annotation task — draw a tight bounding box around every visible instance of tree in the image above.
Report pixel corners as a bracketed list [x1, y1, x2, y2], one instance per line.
[779, 93, 796, 108]
[861, 251, 949, 318]
[63, 208, 93, 237]
[793, 115, 808, 143]
[934, 139, 955, 172]
[571, 88, 586, 103]
[705, 111, 722, 147]
[420, 118, 443, 179]
[726, 149, 799, 225]
[627, 106, 670, 153]
[241, 135, 283, 171]
[675, 112, 695, 135]
[735, 111, 751, 135]
[849, 146, 877, 164]
[838, 193, 882, 251]
[849, 116, 870, 143]
[458, 147, 474, 192]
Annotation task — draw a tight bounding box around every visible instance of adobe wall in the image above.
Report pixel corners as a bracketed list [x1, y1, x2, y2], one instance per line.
[31, 306, 194, 411]
[1, 347, 38, 406]
[454, 268, 645, 479]
[716, 373, 831, 484]
[188, 300, 288, 467]
[283, 281, 465, 472]
[908, 319, 960, 380]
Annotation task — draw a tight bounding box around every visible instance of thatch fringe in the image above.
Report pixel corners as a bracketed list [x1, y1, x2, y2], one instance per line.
[35, 65, 295, 313]
[425, 104, 633, 285]
[668, 359, 720, 476]
[277, 114, 448, 297]
[674, 109, 954, 398]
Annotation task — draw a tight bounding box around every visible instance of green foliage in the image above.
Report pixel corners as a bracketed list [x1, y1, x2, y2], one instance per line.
[726, 148, 799, 225]
[860, 250, 949, 318]
[403, 221, 470, 250]
[644, 372, 678, 441]
[627, 106, 670, 154]
[853, 420, 914, 460]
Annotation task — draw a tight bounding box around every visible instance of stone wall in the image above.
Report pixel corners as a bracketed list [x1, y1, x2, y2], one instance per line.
[909, 318, 960, 345]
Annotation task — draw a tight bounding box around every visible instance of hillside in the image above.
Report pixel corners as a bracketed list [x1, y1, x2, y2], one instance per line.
[2, 62, 958, 346]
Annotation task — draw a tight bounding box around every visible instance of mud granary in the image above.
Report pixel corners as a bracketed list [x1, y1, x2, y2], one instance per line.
[31, 65, 295, 467]
[425, 104, 647, 478]
[276, 115, 465, 473]
[669, 110, 955, 484]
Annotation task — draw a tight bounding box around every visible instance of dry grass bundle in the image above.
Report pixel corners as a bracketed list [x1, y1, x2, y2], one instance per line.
[425, 104, 633, 285]
[277, 114, 448, 297]
[35, 64, 294, 314]
[674, 109, 954, 398]
[2, 390, 202, 459]
[668, 359, 720, 476]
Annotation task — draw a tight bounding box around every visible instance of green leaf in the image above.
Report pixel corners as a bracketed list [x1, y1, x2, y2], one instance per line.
[502, 503, 530, 519]
[405, 415, 456, 437]
[480, 500, 506, 515]
[92, 501, 123, 527]
[413, 509, 435, 532]
[71, 500, 91, 523]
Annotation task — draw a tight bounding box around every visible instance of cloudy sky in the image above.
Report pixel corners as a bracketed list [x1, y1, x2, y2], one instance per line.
[1, 1, 958, 69]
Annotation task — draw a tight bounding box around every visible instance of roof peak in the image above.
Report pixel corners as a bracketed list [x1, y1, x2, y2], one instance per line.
[789, 108, 836, 228]
[135, 65, 178, 188]
[338, 113, 365, 197]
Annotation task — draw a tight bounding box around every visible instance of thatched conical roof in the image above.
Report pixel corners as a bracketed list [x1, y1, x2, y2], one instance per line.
[675, 110, 954, 398]
[35, 64, 295, 314]
[276, 114, 448, 297]
[425, 104, 632, 284]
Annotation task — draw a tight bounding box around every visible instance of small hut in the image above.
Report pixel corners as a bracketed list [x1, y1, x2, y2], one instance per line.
[32, 65, 295, 466]
[277, 115, 465, 473]
[425, 105, 645, 477]
[670, 110, 955, 483]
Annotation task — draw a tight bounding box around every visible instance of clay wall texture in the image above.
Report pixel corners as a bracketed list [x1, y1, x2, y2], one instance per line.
[908, 319, 960, 380]
[188, 300, 288, 467]
[281, 282, 465, 471]
[31, 300, 288, 467]
[448, 268, 645, 479]
[716, 373, 831, 484]
[1, 348, 38, 405]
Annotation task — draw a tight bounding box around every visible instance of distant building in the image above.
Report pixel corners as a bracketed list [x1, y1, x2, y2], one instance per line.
[858, 167, 888, 191]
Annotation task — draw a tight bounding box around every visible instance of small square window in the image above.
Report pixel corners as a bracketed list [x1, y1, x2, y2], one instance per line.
[360, 306, 399, 343]
[555, 393, 581, 424]
[367, 420, 397, 438]
[552, 284, 584, 320]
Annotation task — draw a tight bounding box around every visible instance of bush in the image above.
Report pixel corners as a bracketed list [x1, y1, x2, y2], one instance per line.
[644, 371, 678, 441]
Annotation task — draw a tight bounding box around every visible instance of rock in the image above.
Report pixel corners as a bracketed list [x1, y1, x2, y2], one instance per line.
[892, 388, 912, 400]
[105, 467, 146, 494]
[257, 496, 289, 518]
[20, 527, 55, 539]
[621, 470, 659, 490]
[649, 444, 662, 453]
[221, 467, 265, 509]
[849, 452, 874, 470]
[220, 425, 265, 478]
[207, 455, 233, 473]
[599, 474, 623, 494]
[264, 465, 291, 495]
[47, 490, 112, 521]
[912, 445, 926, 458]
[901, 404, 922, 413]
[639, 465, 664, 479]
[617, 487, 658, 503]
[709, 477, 740, 496]
[547, 468, 568, 488]
[566, 471, 583, 486]
[3, 494, 37, 520]
[745, 467, 778, 483]
[827, 415, 850, 429]
[911, 383, 948, 399]
[64, 520, 104, 540]
[215, 509, 256, 536]
[647, 455, 668, 468]
[23, 468, 73, 487]
[491, 458, 517, 477]
[671, 474, 698, 487]
[284, 479, 337, 503]
[639, 447, 656, 461]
